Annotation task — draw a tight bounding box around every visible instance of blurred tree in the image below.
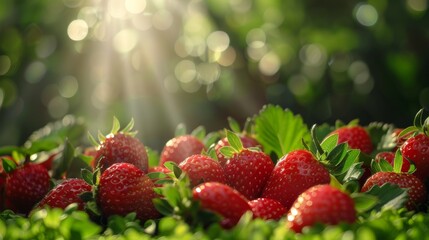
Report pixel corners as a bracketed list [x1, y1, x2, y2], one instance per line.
[0, 0, 428, 150]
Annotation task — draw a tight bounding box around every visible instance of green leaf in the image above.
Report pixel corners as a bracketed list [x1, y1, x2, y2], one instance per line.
[163, 161, 182, 178]
[378, 158, 394, 172]
[79, 191, 94, 202]
[219, 146, 235, 158]
[191, 126, 206, 141]
[227, 117, 241, 133]
[413, 108, 424, 129]
[2, 158, 16, 173]
[175, 123, 187, 137]
[146, 147, 160, 167]
[226, 130, 243, 151]
[153, 198, 174, 216]
[253, 105, 310, 160]
[363, 183, 408, 212]
[320, 133, 339, 154]
[25, 115, 86, 149]
[97, 131, 106, 143]
[81, 169, 94, 185]
[147, 172, 168, 180]
[393, 149, 403, 173]
[0, 146, 22, 156]
[121, 118, 135, 133]
[51, 140, 76, 179]
[111, 116, 121, 134]
[352, 193, 379, 213]
[367, 122, 396, 151]
[398, 126, 418, 138]
[87, 132, 99, 147]
[203, 132, 221, 149]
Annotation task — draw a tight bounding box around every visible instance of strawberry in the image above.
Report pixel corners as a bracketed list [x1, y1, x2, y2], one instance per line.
[401, 133, 429, 180]
[192, 182, 251, 228]
[261, 149, 330, 209]
[160, 135, 205, 166]
[248, 198, 287, 220]
[92, 118, 149, 173]
[286, 184, 356, 233]
[97, 162, 160, 221]
[36, 178, 92, 210]
[5, 163, 51, 214]
[221, 131, 274, 200]
[215, 135, 261, 166]
[361, 171, 427, 210]
[225, 149, 273, 200]
[178, 154, 226, 187]
[328, 125, 373, 154]
[375, 151, 410, 172]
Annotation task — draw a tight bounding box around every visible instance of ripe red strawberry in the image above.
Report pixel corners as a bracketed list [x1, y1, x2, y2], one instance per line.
[329, 125, 373, 154]
[224, 148, 274, 200]
[287, 184, 356, 233]
[5, 163, 51, 214]
[37, 178, 92, 210]
[261, 149, 330, 209]
[375, 151, 410, 172]
[248, 198, 287, 220]
[192, 182, 251, 228]
[178, 154, 226, 187]
[95, 133, 148, 173]
[160, 135, 205, 166]
[215, 135, 261, 166]
[97, 162, 160, 221]
[401, 133, 429, 180]
[361, 171, 427, 210]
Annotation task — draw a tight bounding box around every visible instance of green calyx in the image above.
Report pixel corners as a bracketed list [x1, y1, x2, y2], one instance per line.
[219, 130, 244, 158]
[88, 117, 137, 148]
[307, 124, 363, 189]
[399, 108, 429, 138]
[370, 149, 416, 174]
[150, 161, 221, 228]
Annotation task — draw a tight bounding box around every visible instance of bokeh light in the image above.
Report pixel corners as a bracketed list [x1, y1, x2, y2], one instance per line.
[67, 19, 89, 41]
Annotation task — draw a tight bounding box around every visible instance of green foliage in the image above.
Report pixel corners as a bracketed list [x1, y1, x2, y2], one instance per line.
[253, 105, 310, 161]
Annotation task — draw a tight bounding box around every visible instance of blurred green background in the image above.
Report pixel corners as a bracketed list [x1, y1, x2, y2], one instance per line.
[0, 0, 428, 150]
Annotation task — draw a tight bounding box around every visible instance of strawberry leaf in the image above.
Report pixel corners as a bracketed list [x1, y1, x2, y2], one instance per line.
[320, 133, 339, 154]
[81, 169, 94, 185]
[227, 117, 241, 133]
[392, 149, 403, 173]
[121, 118, 135, 133]
[413, 108, 424, 130]
[362, 183, 408, 212]
[226, 130, 243, 151]
[219, 146, 235, 158]
[253, 105, 310, 160]
[147, 172, 168, 180]
[398, 126, 419, 138]
[203, 132, 221, 149]
[352, 193, 378, 213]
[367, 122, 396, 151]
[51, 140, 75, 179]
[175, 123, 187, 137]
[2, 157, 16, 173]
[146, 147, 160, 167]
[25, 115, 86, 154]
[191, 126, 206, 141]
[111, 116, 121, 134]
[87, 132, 99, 148]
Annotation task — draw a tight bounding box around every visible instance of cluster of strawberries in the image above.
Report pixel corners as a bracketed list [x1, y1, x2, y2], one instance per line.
[0, 108, 429, 234]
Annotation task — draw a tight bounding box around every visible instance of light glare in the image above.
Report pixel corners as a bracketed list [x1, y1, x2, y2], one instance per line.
[67, 19, 89, 41]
